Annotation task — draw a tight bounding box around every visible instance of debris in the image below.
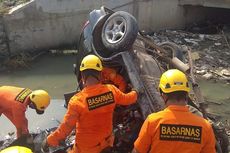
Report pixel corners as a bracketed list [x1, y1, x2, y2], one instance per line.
[209, 69, 230, 81]
[206, 100, 222, 105]
[191, 52, 200, 60]
[202, 73, 213, 80]
[196, 69, 206, 75]
[221, 69, 230, 77]
[184, 38, 199, 46]
[199, 34, 205, 41]
[205, 35, 222, 41]
[148, 24, 230, 83]
[214, 43, 221, 46]
[221, 30, 230, 49]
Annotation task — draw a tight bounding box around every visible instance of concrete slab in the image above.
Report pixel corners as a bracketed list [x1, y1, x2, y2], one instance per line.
[179, 0, 230, 9]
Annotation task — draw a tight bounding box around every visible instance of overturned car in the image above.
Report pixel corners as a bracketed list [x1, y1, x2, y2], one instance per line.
[74, 6, 229, 153]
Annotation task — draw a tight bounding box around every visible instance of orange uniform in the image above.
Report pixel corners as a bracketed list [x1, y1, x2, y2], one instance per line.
[47, 83, 137, 153]
[101, 67, 127, 92]
[134, 105, 216, 153]
[0, 86, 32, 138]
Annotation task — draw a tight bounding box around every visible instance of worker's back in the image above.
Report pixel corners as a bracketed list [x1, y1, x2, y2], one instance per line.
[61, 83, 137, 148]
[138, 105, 216, 153]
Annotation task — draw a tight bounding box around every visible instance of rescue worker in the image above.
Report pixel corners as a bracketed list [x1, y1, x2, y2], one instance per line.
[0, 86, 51, 138]
[42, 54, 138, 153]
[0, 146, 32, 153]
[132, 69, 216, 153]
[101, 67, 127, 92]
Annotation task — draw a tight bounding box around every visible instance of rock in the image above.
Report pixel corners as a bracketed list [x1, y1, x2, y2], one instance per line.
[196, 69, 206, 75]
[191, 52, 200, 60]
[225, 51, 230, 56]
[204, 55, 214, 60]
[202, 73, 213, 79]
[214, 42, 221, 46]
[205, 35, 222, 41]
[221, 69, 230, 77]
[184, 38, 199, 46]
[200, 65, 210, 70]
[199, 34, 205, 41]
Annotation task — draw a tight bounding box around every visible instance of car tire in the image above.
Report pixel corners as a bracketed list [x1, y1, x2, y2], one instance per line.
[101, 11, 138, 53]
[92, 14, 111, 58]
[218, 131, 229, 153]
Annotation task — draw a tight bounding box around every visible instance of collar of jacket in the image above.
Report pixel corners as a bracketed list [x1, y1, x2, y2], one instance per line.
[166, 105, 189, 112]
[83, 83, 103, 91]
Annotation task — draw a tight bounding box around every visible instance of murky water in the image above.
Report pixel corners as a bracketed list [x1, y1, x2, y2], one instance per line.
[199, 79, 230, 121]
[0, 54, 229, 140]
[0, 54, 77, 139]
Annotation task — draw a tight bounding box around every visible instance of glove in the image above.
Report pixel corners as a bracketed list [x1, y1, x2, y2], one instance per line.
[41, 138, 49, 153]
[132, 87, 144, 95]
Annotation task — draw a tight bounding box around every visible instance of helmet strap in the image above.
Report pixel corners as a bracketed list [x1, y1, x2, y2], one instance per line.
[162, 94, 169, 105]
[29, 102, 35, 109]
[160, 89, 169, 105]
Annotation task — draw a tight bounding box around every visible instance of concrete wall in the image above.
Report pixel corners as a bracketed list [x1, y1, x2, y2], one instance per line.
[3, 0, 135, 55]
[180, 0, 230, 9]
[0, 17, 9, 58]
[136, 0, 210, 31]
[0, 0, 227, 56]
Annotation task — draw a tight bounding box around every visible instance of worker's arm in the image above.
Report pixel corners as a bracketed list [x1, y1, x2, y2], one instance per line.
[102, 67, 127, 92]
[111, 85, 137, 105]
[134, 116, 152, 153]
[201, 123, 216, 153]
[12, 104, 29, 138]
[47, 96, 80, 147]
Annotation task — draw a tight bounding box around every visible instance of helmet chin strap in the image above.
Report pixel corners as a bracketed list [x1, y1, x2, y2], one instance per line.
[162, 94, 169, 105]
[160, 90, 169, 105]
[29, 102, 44, 114]
[29, 102, 35, 109]
[164, 97, 169, 104]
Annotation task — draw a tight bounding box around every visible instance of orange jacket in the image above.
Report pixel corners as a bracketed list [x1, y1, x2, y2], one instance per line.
[0, 86, 32, 138]
[47, 84, 137, 152]
[101, 67, 127, 92]
[134, 105, 216, 153]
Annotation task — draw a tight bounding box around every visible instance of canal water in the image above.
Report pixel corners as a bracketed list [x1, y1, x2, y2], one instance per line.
[0, 54, 229, 140]
[0, 54, 76, 139]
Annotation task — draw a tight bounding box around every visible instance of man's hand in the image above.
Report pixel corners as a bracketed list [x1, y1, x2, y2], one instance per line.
[41, 138, 49, 153]
[128, 83, 144, 94]
[132, 87, 144, 96]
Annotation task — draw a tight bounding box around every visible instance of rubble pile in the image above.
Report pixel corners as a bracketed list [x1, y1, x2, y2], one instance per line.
[149, 25, 230, 83]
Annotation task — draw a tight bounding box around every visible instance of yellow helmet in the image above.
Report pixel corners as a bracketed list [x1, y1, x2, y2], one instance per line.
[159, 69, 190, 93]
[29, 90, 50, 114]
[0, 146, 32, 153]
[80, 54, 103, 72]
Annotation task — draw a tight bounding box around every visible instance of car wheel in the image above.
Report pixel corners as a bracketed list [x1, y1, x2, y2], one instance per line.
[217, 131, 229, 153]
[101, 11, 138, 53]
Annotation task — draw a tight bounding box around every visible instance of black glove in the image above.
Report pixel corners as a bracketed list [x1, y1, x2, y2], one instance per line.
[41, 138, 49, 153]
